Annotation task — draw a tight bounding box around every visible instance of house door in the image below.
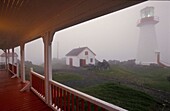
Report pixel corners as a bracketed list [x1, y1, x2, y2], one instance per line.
[80, 59, 86, 67]
[69, 58, 73, 66]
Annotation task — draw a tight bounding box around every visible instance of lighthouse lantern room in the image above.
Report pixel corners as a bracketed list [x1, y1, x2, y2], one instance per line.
[136, 6, 159, 65]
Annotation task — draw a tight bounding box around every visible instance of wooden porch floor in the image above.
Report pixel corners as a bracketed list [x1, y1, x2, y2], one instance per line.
[0, 70, 53, 111]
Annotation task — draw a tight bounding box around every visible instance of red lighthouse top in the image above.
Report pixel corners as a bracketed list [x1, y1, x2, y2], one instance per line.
[137, 6, 159, 27]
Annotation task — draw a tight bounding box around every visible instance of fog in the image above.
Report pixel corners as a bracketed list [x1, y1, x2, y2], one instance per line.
[11, 1, 170, 65]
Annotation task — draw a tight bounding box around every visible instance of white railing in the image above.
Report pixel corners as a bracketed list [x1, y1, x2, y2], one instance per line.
[30, 70, 46, 102]
[29, 70, 127, 111]
[50, 80, 127, 111]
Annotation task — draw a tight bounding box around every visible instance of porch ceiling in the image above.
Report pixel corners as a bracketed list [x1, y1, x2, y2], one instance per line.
[0, 0, 146, 49]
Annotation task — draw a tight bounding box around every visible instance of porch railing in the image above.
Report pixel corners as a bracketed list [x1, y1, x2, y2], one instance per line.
[30, 71, 45, 102]
[8, 63, 18, 76]
[30, 70, 127, 111]
[50, 80, 127, 111]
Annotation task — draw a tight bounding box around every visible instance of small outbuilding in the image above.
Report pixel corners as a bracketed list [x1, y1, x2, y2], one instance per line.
[66, 47, 96, 67]
[0, 52, 18, 64]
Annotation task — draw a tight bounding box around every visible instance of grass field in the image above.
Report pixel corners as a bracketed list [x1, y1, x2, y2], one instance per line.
[51, 65, 170, 111]
[25, 62, 170, 111]
[81, 83, 161, 111]
[97, 64, 170, 92]
[53, 72, 83, 82]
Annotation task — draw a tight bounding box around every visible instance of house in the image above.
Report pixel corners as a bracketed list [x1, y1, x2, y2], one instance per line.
[66, 47, 96, 67]
[0, 52, 18, 64]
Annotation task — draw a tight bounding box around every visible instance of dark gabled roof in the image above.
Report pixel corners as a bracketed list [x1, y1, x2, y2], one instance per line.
[66, 47, 96, 56]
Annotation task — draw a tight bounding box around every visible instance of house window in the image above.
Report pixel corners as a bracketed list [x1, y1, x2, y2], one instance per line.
[90, 58, 93, 63]
[85, 51, 88, 55]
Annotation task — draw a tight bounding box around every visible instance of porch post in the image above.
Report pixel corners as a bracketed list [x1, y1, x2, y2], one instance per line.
[12, 48, 14, 73]
[20, 44, 25, 83]
[4, 49, 8, 70]
[43, 31, 54, 105]
[12, 48, 14, 64]
[7, 49, 10, 64]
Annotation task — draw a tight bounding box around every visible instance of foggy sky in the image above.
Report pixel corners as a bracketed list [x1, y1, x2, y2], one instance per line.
[7, 1, 170, 65]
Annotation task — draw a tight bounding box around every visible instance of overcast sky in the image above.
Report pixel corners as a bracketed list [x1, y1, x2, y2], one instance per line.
[9, 1, 170, 65]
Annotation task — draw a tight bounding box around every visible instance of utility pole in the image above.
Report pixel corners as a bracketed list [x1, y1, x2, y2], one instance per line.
[57, 41, 59, 60]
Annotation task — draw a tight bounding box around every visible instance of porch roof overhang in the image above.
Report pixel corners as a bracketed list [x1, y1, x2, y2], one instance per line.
[0, 0, 146, 49]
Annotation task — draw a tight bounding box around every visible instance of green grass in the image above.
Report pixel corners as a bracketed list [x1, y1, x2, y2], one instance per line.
[52, 72, 83, 82]
[24, 63, 170, 110]
[81, 83, 161, 111]
[97, 65, 170, 92]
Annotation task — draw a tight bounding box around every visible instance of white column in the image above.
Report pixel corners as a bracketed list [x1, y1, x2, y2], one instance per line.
[11, 48, 14, 73]
[12, 48, 14, 64]
[16, 61, 19, 77]
[4, 49, 8, 70]
[20, 44, 25, 83]
[43, 31, 54, 105]
[7, 49, 10, 64]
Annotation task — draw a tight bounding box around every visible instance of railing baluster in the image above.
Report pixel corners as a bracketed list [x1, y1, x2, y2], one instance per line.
[102, 108, 106, 111]
[41, 79, 42, 95]
[72, 94, 74, 111]
[40, 79, 42, 95]
[54, 86, 57, 107]
[40, 78, 41, 94]
[67, 92, 70, 111]
[51, 84, 54, 105]
[33, 75, 35, 89]
[76, 96, 79, 111]
[60, 88, 62, 110]
[64, 90, 66, 111]
[35, 76, 37, 91]
[57, 87, 59, 109]
[88, 101, 91, 111]
[81, 99, 84, 111]
[94, 104, 98, 111]
[42, 80, 45, 97]
[37, 77, 39, 92]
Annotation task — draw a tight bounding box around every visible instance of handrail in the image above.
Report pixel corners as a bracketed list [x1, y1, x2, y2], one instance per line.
[31, 70, 45, 80]
[50, 80, 127, 111]
[12, 63, 17, 67]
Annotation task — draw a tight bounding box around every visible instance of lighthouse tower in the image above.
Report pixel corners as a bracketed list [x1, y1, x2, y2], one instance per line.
[136, 7, 159, 65]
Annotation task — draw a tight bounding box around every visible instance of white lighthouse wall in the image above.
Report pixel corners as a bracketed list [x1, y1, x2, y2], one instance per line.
[137, 24, 158, 65]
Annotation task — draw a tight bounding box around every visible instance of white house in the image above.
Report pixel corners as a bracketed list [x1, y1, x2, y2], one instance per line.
[66, 47, 96, 67]
[0, 52, 18, 64]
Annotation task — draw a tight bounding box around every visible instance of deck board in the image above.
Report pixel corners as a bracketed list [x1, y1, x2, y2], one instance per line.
[0, 70, 53, 111]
